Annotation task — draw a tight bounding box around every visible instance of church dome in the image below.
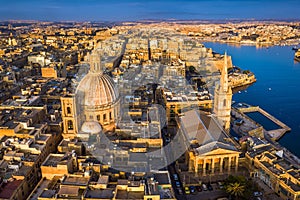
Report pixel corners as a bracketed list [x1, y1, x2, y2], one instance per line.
[76, 72, 119, 107]
[75, 50, 120, 133]
[81, 121, 102, 134]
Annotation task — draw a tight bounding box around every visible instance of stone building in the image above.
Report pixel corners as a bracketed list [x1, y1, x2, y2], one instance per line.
[246, 144, 300, 200]
[213, 52, 233, 131]
[176, 110, 240, 176]
[61, 50, 120, 139]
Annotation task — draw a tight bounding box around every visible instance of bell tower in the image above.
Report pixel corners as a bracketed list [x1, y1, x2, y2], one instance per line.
[89, 50, 102, 74]
[213, 52, 232, 131]
[61, 96, 78, 139]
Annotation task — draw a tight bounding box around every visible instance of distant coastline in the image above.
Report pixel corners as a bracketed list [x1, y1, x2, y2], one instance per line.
[1, 18, 300, 23]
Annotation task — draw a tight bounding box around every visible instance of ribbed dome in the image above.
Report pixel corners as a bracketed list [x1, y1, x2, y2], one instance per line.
[76, 72, 119, 107]
[81, 121, 102, 134]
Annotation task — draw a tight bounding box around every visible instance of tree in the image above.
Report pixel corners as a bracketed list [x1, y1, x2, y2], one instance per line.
[226, 182, 245, 199]
[188, 66, 196, 73]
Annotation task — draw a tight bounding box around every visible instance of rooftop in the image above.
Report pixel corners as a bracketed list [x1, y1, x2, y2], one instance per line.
[84, 189, 114, 199]
[62, 176, 90, 186]
[153, 172, 171, 185]
[43, 154, 69, 167]
[0, 179, 22, 199]
[115, 190, 144, 199]
[179, 110, 238, 154]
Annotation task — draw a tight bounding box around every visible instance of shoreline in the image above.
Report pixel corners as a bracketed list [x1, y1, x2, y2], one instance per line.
[199, 39, 300, 47]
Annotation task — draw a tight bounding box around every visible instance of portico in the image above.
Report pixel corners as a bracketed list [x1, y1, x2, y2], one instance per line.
[177, 110, 241, 177]
[189, 148, 240, 175]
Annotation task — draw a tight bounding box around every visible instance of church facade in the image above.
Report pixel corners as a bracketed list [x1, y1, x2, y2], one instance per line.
[61, 50, 120, 139]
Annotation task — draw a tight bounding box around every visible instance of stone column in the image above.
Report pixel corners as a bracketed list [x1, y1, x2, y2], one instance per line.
[195, 157, 198, 173]
[203, 159, 206, 176]
[220, 157, 223, 173]
[228, 156, 231, 172]
[235, 155, 239, 172]
[188, 158, 193, 172]
[211, 158, 215, 174]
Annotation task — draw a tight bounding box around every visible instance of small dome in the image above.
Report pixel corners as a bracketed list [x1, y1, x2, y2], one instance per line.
[81, 121, 102, 134]
[76, 72, 119, 107]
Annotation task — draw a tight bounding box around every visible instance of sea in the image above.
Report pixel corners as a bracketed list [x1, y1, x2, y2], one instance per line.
[203, 42, 300, 157]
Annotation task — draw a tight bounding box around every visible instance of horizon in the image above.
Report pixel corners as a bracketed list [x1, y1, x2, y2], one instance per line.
[1, 18, 300, 23]
[1, 0, 300, 22]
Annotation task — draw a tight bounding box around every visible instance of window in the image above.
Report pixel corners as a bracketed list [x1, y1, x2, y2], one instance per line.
[97, 115, 100, 121]
[89, 115, 93, 120]
[223, 99, 227, 107]
[116, 157, 122, 161]
[109, 112, 112, 120]
[67, 107, 71, 114]
[103, 114, 107, 121]
[67, 120, 73, 130]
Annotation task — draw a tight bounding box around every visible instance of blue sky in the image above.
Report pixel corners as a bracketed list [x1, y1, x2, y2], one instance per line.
[0, 0, 300, 21]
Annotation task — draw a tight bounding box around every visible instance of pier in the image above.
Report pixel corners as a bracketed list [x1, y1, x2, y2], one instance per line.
[235, 104, 291, 141]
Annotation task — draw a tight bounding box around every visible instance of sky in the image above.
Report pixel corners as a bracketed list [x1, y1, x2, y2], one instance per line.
[0, 0, 300, 21]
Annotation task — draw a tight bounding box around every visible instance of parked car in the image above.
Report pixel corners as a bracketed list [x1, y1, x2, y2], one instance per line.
[185, 186, 190, 194]
[175, 181, 181, 188]
[173, 174, 178, 181]
[196, 185, 202, 192]
[177, 188, 183, 195]
[254, 191, 263, 197]
[189, 186, 196, 194]
[217, 181, 224, 189]
[207, 183, 213, 191]
[202, 183, 208, 191]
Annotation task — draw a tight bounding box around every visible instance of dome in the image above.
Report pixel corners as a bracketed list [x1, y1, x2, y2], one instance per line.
[76, 72, 119, 107]
[81, 121, 102, 134]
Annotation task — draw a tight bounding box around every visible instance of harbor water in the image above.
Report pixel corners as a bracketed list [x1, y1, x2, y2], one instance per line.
[204, 42, 300, 157]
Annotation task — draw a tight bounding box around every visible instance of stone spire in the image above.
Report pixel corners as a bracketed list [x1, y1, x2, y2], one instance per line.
[213, 51, 232, 132]
[89, 50, 102, 74]
[220, 52, 229, 93]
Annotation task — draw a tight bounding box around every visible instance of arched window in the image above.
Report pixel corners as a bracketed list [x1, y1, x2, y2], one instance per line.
[97, 115, 100, 121]
[109, 112, 112, 120]
[67, 107, 71, 114]
[103, 113, 107, 121]
[223, 99, 227, 107]
[67, 120, 73, 130]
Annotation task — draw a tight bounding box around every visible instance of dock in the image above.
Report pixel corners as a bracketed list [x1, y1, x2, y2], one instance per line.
[235, 104, 291, 141]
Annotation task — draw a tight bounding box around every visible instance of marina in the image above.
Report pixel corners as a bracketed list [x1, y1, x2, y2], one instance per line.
[233, 103, 291, 141]
[204, 42, 300, 157]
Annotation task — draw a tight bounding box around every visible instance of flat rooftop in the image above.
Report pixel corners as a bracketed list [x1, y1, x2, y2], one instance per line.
[115, 190, 144, 199]
[154, 172, 171, 185]
[0, 180, 22, 199]
[62, 176, 90, 186]
[43, 154, 68, 167]
[84, 189, 114, 199]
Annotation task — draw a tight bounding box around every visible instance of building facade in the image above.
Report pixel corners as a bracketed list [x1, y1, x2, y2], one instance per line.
[61, 50, 120, 139]
[176, 110, 240, 177]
